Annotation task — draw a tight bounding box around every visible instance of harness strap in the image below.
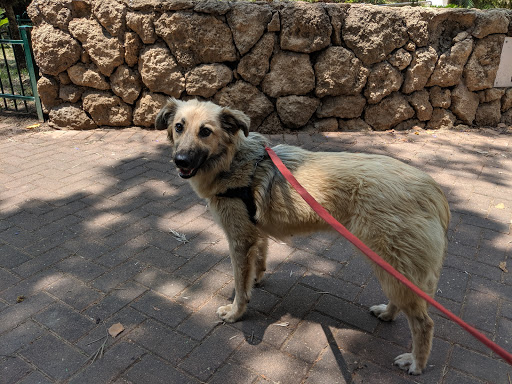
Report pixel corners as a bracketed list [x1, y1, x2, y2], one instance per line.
[217, 186, 257, 224]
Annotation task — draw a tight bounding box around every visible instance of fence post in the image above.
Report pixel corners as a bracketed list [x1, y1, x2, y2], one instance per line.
[19, 25, 43, 122]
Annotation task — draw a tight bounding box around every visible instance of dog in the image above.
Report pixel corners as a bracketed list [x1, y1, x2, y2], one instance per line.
[156, 98, 450, 375]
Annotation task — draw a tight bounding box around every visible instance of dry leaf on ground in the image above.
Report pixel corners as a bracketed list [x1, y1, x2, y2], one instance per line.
[108, 323, 125, 338]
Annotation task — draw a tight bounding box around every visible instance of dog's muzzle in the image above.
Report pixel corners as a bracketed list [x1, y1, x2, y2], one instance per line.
[174, 150, 207, 179]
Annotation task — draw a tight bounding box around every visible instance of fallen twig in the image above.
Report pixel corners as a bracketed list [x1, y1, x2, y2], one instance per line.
[86, 326, 109, 364]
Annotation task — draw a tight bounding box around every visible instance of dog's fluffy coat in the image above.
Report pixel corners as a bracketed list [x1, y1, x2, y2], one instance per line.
[156, 98, 450, 375]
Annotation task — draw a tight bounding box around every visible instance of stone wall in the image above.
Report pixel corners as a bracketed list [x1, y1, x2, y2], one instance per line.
[28, 0, 512, 131]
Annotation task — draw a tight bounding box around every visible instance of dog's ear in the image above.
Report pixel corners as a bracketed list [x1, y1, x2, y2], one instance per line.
[155, 98, 179, 131]
[220, 107, 250, 137]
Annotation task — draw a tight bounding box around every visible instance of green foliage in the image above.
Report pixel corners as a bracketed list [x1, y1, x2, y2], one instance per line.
[449, 0, 512, 8]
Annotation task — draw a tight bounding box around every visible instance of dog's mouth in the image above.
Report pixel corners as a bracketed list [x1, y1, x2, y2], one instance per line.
[178, 167, 199, 179]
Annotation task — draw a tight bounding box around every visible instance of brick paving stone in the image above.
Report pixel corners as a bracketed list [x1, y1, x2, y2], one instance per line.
[440, 370, 486, 384]
[176, 269, 232, 310]
[291, 248, 345, 276]
[176, 295, 229, 341]
[436, 265, 471, 302]
[134, 245, 188, 272]
[134, 266, 189, 297]
[261, 262, 308, 297]
[461, 289, 500, 334]
[316, 294, 379, 333]
[445, 254, 499, 283]
[0, 269, 63, 303]
[320, 238, 358, 263]
[45, 276, 104, 311]
[128, 319, 197, 363]
[496, 316, 512, 352]
[34, 302, 96, 343]
[0, 320, 43, 356]
[0, 355, 33, 384]
[0, 292, 55, 334]
[130, 290, 190, 328]
[16, 371, 54, 384]
[90, 260, 145, 293]
[83, 280, 147, 321]
[449, 345, 511, 383]
[0, 267, 20, 292]
[55, 255, 107, 282]
[247, 286, 280, 314]
[470, 275, 512, 301]
[270, 284, 323, 327]
[68, 341, 144, 384]
[179, 325, 244, 381]
[283, 312, 339, 364]
[121, 354, 200, 384]
[13, 246, 72, 278]
[207, 360, 260, 384]
[228, 309, 294, 348]
[303, 347, 352, 384]
[337, 255, 374, 286]
[172, 250, 226, 282]
[60, 238, 111, 260]
[233, 340, 311, 384]
[77, 306, 147, 354]
[356, 276, 389, 308]
[20, 333, 86, 381]
[334, 326, 408, 368]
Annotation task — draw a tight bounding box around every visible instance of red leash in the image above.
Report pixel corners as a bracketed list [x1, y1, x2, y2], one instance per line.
[265, 146, 512, 365]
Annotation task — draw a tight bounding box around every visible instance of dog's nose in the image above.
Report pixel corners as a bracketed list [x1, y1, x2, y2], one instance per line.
[174, 152, 191, 169]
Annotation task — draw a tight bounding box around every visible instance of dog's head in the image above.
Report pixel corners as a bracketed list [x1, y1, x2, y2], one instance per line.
[155, 98, 250, 179]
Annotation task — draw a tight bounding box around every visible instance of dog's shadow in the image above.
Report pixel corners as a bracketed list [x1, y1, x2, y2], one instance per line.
[222, 276, 397, 384]
[227, 298, 361, 384]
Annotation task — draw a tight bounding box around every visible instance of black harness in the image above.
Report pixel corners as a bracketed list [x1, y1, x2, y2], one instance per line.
[216, 153, 268, 225]
[217, 186, 257, 224]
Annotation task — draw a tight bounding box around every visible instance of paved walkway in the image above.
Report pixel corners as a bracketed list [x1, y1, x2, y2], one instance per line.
[0, 124, 511, 384]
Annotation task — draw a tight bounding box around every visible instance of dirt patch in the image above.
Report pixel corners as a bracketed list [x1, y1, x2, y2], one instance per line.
[0, 112, 53, 138]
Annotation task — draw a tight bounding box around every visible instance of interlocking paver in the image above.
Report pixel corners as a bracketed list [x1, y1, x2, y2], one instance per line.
[0, 125, 511, 383]
[19, 333, 86, 381]
[120, 354, 200, 384]
[128, 319, 197, 363]
[34, 302, 97, 343]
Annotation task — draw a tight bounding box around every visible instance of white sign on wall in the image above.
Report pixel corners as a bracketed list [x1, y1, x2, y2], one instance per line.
[494, 37, 512, 88]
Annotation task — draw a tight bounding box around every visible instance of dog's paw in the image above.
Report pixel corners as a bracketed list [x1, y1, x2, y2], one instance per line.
[394, 353, 421, 375]
[369, 304, 394, 322]
[216, 304, 239, 323]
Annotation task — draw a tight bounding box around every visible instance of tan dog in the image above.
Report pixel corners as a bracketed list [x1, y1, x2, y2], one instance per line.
[156, 98, 450, 375]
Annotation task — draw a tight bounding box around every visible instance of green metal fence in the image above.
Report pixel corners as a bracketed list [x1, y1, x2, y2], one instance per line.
[0, 23, 44, 121]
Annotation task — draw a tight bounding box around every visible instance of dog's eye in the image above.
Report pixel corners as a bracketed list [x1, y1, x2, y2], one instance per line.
[175, 123, 184, 133]
[199, 127, 212, 138]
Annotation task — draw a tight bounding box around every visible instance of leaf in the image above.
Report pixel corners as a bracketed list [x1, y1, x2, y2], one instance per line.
[25, 123, 40, 129]
[495, 203, 505, 210]
[108, 323, 124, 338]
[499, 262, 508, 273]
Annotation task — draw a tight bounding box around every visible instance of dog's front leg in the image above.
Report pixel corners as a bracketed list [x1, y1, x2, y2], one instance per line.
[217, 239, 259, 323]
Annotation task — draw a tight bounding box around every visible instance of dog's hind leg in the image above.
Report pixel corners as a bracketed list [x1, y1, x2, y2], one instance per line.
[217, 241, 260, 323]
[394, 301, 434, 375]
[254, 236, 268, 285]
[369, 301, 401, 322]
